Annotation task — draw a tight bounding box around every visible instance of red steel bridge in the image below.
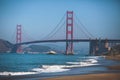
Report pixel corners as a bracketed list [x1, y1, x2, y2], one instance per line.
[11, 11, 120, 55]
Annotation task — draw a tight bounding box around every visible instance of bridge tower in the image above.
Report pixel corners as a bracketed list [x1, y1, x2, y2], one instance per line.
[66, 11, 74, 55]
[16, 24, 22, 53]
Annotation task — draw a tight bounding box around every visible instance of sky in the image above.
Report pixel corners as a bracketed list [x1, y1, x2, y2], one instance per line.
[0, 0, 120, 43]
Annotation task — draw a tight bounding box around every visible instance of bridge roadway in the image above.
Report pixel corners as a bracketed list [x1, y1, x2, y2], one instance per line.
[16, 39, 120, 45]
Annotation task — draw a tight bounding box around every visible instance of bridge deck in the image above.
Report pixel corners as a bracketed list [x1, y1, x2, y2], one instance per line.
[16, 39, 120, 45]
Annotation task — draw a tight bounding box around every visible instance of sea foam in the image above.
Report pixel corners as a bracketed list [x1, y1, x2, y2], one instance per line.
[32, 65, 70, 73]
[66, 58, 99, 67]
[0, 72, 37, 76]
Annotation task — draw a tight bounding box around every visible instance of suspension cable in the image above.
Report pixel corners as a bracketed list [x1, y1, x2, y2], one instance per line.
[74, 13, 95, 38]
[42, 13, 66, 40]
[48, 21, 65, 39]
[74, 21, 90, 38]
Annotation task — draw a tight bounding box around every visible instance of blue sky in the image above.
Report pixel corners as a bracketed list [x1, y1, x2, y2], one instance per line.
[0, 0, 120, 43]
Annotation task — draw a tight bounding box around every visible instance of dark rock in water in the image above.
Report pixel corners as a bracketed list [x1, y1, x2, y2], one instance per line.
[0, 39, 13, 53]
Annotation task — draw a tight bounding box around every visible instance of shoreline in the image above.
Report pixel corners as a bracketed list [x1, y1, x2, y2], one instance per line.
[43, 65, 120, 80]
[43, 55, 120, 80]
[43, 73, 120, 80]
[105, 54, 120, 61]
[0, 55, 120, 80]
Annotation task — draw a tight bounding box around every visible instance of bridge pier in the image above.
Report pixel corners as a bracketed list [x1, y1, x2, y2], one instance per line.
[89, 39, 98, 55]
[11, 44, 20, 53]
[89, 39, 109, 55]
[16, 24, 22, 53]
[66, 11, 74, 55]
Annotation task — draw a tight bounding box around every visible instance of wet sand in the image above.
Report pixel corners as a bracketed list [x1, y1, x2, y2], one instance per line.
[108, 65, 120, 70]
[43, 73, 120, 80]
[43, 64, 120, 80]
[105, 54, 120, 61]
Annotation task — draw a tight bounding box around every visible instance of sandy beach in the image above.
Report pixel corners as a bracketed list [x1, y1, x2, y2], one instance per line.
[105, 54, 120, 61]
[43, 73, 120, 80]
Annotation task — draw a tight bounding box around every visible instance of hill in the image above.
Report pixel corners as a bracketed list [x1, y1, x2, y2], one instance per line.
[0, 39, 13, 53]
[24, 45, 51, 53]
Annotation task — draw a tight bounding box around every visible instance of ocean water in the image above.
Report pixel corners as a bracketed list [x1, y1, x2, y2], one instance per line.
[0, 53, 119, 79]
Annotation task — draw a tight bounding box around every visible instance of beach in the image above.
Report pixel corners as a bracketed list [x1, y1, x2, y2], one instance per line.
[43, 73, 120, 80]
[43, 55, 120, 80]
[105, 54, 120, 61]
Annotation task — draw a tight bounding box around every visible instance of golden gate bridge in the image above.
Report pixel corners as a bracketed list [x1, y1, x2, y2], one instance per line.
[11, 11, 120, 55]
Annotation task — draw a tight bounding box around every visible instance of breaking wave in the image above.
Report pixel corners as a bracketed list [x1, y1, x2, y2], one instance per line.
[32, 58, 99, 73]
[0, 72, 37, 76]
[32, 65, 70, 73]
[0, 56, 100, 76]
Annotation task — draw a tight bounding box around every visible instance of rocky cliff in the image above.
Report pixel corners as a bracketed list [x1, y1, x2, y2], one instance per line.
[110, 45, 120, 55]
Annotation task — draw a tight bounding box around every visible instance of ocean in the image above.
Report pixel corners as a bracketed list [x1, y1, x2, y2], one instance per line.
[0, 53, 119, 80]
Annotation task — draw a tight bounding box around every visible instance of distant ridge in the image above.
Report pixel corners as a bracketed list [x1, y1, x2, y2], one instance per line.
[23, 45, 51, 53]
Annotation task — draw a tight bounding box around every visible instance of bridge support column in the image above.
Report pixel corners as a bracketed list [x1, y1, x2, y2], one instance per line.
[11, 45, 20, 53]
[98, 39, 110, 54]
[89, 39, 99, 55]
[16, 24, 22, 53]
[66, 11, 74, 55]
[89, 39, 110, 55]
